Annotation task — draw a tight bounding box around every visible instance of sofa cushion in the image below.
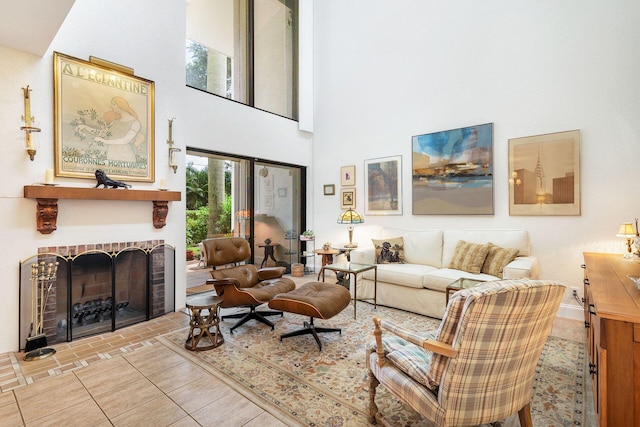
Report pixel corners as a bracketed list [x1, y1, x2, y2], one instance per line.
[448, 240, 490, 274]
[372, 237, 405, 264]
[442, 230, 531, 266]
[481, 243, 519, 277]
[363, 263, 440, 289]
[381, 228, 443, 267]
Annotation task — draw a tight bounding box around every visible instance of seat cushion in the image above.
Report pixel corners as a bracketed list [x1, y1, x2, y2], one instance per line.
[246, 277, 296, 303]
[362, 263, 440, 289]
[269, 281, 351, 319]
[369, 331, 438, 389]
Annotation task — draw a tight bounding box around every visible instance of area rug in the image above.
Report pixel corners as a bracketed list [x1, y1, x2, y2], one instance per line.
[185, 283, 215, 296]
[158, 302, 586, 426]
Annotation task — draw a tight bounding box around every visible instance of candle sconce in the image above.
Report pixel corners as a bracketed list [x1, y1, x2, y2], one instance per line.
[21, 86, 42, 161]
[167, 117, 181, 173]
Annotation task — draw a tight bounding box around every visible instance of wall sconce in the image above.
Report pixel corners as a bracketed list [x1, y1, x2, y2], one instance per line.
[167, 117, 181, 173]
[21, 86, 41, 161]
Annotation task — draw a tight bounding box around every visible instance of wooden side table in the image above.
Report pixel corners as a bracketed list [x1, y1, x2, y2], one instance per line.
[185, 295, 224, 351]
[314, 248, 340, 266]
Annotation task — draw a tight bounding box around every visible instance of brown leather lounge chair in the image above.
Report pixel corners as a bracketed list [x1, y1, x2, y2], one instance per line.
[203, 237, 295, 334]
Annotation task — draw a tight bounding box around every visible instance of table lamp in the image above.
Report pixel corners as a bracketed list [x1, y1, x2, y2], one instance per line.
[616, 222, 636, 258]
[337, 208, 364, 248]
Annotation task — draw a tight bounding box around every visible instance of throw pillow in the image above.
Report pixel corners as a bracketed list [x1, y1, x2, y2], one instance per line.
[372, 237, 405, 264]
[448, 240, 490, 274]
[481, 242, 519, 277]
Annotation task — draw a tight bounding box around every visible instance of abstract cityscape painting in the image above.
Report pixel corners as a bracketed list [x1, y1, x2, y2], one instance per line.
[508, 130, 580, 215]
[412, 123, 494, 215]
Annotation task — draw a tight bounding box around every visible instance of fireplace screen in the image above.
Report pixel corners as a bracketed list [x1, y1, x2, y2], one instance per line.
[19, 242, 175, 350]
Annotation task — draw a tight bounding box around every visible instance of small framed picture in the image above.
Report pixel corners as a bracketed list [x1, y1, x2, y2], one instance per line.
[277, 187, 287, 197]
[323, 184, 335, 196]
[340, 188, 356, 209]
[341, 165, 356, 186]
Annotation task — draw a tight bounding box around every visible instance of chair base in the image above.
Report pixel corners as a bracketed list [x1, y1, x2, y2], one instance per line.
[279, 317, 341, 351]
[222, 306, 284, 333]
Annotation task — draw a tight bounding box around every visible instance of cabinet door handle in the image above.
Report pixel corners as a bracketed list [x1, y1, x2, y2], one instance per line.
[589, 363, 597, 375]
[581, 264, 586, 269]
[583, 278, 590, 285]
[584, 320, 590, 329]
[589, 304, 596, 316]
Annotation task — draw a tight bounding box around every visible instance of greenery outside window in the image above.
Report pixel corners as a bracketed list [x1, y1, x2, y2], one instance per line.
[186, 0, 298, 120]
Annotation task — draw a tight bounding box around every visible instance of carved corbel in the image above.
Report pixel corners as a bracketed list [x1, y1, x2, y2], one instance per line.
[153, 201, 169, 228]
[35, 198, 58, 234]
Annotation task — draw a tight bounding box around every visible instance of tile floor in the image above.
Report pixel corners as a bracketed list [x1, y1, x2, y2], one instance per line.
[0, 271, 589, 427]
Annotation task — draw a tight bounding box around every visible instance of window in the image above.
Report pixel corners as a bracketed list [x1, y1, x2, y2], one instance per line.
[186, 0, 298, 120]
[186, 149, 306, 271]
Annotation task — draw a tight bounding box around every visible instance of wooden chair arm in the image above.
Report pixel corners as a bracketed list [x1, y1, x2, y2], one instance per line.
[372, 316, 457, 365]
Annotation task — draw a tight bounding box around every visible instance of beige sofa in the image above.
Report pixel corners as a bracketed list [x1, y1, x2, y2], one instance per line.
[349, 228, 538, 319]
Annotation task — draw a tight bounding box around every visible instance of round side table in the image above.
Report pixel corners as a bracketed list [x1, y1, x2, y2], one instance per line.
[314, 248, 340, 266]
[185, 295, 224, 351]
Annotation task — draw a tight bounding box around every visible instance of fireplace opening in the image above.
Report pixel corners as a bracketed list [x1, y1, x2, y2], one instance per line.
[19, 241, 175, 350]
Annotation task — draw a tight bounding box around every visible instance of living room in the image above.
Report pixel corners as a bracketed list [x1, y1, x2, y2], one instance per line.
[0, 0, 638, 423]
[0, 0, 637, 353]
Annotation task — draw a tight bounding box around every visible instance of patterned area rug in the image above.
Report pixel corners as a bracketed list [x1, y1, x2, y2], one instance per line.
[158, 302, 585, 426]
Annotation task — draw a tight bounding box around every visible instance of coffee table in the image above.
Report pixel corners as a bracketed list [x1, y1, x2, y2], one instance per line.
[445, 278, 486, 305]
[318, 262, 377, 319]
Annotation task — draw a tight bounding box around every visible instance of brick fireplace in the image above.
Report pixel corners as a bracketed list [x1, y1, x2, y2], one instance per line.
[19, 241, 175, 350]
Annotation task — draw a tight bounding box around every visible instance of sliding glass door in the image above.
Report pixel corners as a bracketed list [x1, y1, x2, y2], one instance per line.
[186, 149, 305, 271]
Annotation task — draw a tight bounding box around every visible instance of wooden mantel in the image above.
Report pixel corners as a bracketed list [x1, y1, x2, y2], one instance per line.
[24, 185, 182, 234]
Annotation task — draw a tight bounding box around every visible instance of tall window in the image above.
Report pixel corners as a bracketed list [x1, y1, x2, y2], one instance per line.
[186, 0, 298, 120]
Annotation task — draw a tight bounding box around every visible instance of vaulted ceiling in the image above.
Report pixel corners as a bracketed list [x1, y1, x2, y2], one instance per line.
[0, 0, 75, 56]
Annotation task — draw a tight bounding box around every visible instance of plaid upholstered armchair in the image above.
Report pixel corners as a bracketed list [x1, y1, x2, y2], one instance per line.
[367, 279, 565, 427]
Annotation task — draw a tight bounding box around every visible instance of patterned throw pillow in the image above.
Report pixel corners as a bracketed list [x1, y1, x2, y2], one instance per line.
[448, 240, 490, 274]
[372, 237, 405, 264]
[481, 242, 519, 277]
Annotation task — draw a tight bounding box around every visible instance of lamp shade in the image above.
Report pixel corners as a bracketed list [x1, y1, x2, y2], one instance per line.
[337, 209, 364, 224]
[617, 222, 636, 238]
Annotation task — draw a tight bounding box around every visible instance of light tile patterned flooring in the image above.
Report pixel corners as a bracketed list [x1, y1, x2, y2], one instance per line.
[0, 269, 587, 426]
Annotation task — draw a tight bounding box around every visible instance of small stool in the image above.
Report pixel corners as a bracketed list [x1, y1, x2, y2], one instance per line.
[185, 295, 224, 351]
[268, 281, 351, 351]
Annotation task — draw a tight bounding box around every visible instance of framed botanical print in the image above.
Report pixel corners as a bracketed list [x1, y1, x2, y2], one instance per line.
[341, 165, 356, 186]
[508, 129, 581, 215]
[340, 188, 356, 209]
[53, 52, 155, 182]
[364, 155, 402, 215]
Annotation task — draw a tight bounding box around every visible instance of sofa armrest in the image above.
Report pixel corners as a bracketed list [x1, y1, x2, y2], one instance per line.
[502, 256, 539, 279]
[350, 247, 375, 264]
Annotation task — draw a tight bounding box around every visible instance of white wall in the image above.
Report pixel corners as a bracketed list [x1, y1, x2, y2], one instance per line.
[0, 0, 312, 353]
[311, 0, 640, 312]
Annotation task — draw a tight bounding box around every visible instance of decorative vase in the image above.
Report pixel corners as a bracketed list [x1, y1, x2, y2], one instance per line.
[323, 244, 330, 251]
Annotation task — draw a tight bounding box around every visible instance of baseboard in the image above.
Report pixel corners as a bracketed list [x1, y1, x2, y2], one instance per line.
[557, 303, 583, 320]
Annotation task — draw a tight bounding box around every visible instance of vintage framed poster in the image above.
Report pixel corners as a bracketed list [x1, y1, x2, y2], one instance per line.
[340, 165, 356, 186]
[53, 52, 155, 182]
[364, 155, 402, 215]
[508, 130, 581, 216]
[340, 188, 356, 209]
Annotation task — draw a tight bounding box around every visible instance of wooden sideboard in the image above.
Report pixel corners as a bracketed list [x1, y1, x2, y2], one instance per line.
[583, 252, 640, 427]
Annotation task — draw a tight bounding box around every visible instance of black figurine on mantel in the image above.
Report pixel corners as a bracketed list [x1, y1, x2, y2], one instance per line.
[94, 169, 131, 189]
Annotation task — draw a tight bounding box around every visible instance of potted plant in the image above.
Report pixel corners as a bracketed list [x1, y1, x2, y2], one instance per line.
[301, 229, 314, 240]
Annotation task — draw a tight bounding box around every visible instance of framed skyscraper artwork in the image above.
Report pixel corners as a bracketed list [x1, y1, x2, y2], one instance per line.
[508, 130, 581, 216]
